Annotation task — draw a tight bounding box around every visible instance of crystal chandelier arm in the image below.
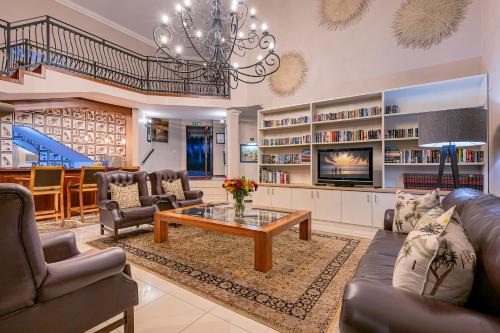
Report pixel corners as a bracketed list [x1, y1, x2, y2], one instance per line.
[179, 9, 211, 64]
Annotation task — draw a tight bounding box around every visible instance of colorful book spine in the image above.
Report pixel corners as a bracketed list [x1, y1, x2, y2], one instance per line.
[315, 129, 381, 143]
[261, 116, 309, 128]
[403, 173, 483, 191]
[313, 106, 381, 122]
[259, 169, 289, 184]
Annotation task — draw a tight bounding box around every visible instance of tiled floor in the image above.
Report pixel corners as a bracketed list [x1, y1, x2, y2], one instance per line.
[76, 220, 378, 333]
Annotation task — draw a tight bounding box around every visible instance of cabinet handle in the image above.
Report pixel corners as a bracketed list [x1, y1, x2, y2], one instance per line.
[317, 190, 319, 199]
[267, 188, 270, 195]
[374, 194, 378, 203]
[272, 188, 274, 195]
[367, 194, 371, 203]
[310, 190, 313, 198]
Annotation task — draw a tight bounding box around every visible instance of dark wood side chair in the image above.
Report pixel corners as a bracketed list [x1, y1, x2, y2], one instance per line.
[66, 166, 106, 221]
[29, 166, 65, 222]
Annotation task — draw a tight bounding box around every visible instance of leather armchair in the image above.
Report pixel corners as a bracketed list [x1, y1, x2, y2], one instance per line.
[96, 170, 160, 240]
[0, 184, 138, 333]
[149, 169, 203, 209]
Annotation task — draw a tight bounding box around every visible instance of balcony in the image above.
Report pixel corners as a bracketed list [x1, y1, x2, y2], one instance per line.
[0, 16, 230, 97]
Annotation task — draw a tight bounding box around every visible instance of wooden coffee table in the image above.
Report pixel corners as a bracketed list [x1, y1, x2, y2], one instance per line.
[154, 203, 311, 272]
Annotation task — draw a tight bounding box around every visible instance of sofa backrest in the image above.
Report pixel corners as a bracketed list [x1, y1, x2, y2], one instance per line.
[148, 170, 191, 195]
[443, 188, 500, 316]
[96, 171, 149, 202]
[0, 184, 47, 316]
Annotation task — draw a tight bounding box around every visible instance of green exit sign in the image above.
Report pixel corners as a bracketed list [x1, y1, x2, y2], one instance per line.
[192, 121, 202, 126]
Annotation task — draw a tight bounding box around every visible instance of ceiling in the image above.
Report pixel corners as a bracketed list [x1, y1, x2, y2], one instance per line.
[57, 0, 211, 46]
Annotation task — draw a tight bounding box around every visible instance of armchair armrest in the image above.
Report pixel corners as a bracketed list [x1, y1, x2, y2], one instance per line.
[384, 209, 394, 231]
[40, 230, 80, 263]
[38, 247, 126, 302]
[340, 279, 500, 333]
[99, 199, 120, 211]
[140, 195, 160, 207]
[184, 190, 203, 200]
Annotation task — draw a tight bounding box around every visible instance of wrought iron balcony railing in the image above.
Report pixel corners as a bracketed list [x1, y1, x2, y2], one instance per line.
[0, 16, 229, 97]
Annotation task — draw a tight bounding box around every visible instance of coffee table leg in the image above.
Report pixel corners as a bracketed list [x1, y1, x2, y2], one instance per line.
[154, 213, 168, 243]
[254, 231, 272, 273]
[299, 216, 311, 241]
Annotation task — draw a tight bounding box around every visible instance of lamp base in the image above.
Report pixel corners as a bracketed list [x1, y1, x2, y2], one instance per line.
[437, 145, 461, 189]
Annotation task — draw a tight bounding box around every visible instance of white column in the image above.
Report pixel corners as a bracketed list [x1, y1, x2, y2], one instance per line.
[226, 108, 241, 178]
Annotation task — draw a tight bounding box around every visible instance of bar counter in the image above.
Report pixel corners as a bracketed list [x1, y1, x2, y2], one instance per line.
[0, 167, 123, 218]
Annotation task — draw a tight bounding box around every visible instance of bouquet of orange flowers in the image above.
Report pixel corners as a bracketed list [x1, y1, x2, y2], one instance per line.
[222, 176, 258, 216]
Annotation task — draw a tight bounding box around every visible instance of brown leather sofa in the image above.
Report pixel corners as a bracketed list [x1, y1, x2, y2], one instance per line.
[0, 184, 138, 333]
[149, 169, 203, 208]
[96, 170, 160, 240]
[340, 188, 500, 333]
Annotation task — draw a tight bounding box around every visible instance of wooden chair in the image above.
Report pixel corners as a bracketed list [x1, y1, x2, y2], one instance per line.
[29, 166, 65, 222]
[66, 166, 106, 221]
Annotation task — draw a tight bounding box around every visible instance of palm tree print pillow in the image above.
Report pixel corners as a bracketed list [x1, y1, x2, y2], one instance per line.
[393, 206, 476, 306]
[393, 189, 440, 233]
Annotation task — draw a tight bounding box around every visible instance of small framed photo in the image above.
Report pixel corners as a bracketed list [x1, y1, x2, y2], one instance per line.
[216, 133, 225, 144]
[240, 144, 258, 163]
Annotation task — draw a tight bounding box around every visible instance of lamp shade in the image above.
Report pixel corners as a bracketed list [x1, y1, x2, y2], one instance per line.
[0, 102, 14, 118]
[418, 107, 487, 148]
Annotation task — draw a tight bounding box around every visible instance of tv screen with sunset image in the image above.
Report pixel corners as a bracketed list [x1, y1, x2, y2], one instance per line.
[318, 148, 373, 183]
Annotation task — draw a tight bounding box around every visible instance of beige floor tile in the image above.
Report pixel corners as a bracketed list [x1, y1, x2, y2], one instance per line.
[181, 313, 249, 333]
[210, 305, 268, 333]
[130, 266, 179, 293]
[167, 284, 218, 312]
[134, 295, 206, 333]
[137, 279, 166, 308]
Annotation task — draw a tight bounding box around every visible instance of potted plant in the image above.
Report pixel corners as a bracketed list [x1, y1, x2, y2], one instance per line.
[222, 176, 258, 217]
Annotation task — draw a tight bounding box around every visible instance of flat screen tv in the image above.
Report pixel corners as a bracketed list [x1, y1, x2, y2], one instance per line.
[317, 148, 373, 186]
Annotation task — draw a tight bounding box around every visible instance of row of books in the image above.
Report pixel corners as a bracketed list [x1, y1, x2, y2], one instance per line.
[261, 134, 311, 146]
[385, 128, 419, 139]
[315, 129, 381, 143]
[403, 173, 483, 191]
[259, 169, 289, 184]
[385, 147, 484, 164]
[261, 150, 311, 164]
[261, 116, 309, 128]
[313, 106, 382, 123]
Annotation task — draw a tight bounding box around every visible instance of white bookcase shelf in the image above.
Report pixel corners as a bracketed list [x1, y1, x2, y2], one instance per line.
[257, 74, 488, 192]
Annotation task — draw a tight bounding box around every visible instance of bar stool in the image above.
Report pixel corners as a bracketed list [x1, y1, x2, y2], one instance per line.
[29, 166, 65, 222]
[66, 166, 106, 221]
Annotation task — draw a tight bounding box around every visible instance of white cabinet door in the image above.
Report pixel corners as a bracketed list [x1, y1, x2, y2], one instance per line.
[270, 187, 292, 209]
[291, 188, 315, 212]
[341, 191, 373, 226]
[371, 193, 395, 228]
[253, 186, 271, 206]
[314, 189, 342, 222]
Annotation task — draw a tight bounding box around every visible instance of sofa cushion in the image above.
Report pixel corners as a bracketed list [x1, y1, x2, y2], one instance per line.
[162, 179, 185, 201]
[109, 183, 141, 209]
[353, 230, 407, 285]
[393, 207, 476, 305]
[120, 206, 156, 221]
[393, 189, 440, 233]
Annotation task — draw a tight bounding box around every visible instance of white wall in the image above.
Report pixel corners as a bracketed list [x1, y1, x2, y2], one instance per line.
[233, 0, 483, 108]
[482, 0, 500, 195]
[239, 119, 258, 180]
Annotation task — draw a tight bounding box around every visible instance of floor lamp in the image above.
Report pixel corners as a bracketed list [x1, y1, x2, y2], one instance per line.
[418, 108, 487, 189]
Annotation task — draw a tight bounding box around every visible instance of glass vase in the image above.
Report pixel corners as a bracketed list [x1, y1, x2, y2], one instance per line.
[234, 195, 245, 217]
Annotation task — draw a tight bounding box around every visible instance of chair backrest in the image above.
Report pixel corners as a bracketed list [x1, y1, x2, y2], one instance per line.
[443, 188, 500, 316]
[80, 166, 106, 187]
[96, 170, 149, 202]
[0, 184, 47, 316]
[29, 166, 65, 192]
[148, 170, 190, 195]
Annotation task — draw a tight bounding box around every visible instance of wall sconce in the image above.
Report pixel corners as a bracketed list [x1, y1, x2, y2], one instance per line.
[145, 117, 153, 142]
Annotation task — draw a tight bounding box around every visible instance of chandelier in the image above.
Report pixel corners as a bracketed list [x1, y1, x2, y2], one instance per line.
[153, 0, 280, 90]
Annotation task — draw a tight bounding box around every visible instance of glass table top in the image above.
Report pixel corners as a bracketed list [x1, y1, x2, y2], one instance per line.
[173, 203, 291, 227]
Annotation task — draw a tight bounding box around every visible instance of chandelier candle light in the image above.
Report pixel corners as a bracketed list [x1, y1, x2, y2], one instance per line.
[223, 176, 258, 217]
[153, 0, 280, 90]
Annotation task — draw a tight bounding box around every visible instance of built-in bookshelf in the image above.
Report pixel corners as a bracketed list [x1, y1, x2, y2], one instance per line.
[257, 74, 489, 191]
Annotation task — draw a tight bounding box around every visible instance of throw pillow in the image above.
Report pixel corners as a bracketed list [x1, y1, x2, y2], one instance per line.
[393, 207, 476, 306]
[110, 183, 141, 209]
[393, 189, 440, 233]
[162, 179, 185, 201]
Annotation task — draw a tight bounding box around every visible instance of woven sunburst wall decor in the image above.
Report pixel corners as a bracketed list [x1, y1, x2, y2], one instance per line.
[269, 51, 308, 96]
[320, 0, 373, 31]
[393, 0, 471, 49]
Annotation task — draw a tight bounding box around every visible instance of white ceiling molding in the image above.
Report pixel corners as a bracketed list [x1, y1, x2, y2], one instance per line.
[55, 0, 156, 48]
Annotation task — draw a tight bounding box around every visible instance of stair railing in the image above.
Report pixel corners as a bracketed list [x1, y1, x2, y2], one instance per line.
[0, 16, 229, 97]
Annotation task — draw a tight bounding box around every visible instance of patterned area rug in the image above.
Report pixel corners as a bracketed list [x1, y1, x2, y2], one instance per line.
[37, 215, 99, 234]
[88, 227, 369, 333]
